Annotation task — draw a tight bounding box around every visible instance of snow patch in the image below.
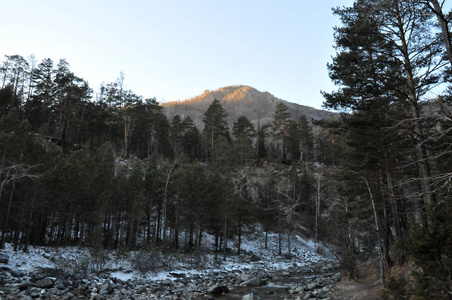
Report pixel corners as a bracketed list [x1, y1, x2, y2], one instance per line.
[0, 230, 334, 281]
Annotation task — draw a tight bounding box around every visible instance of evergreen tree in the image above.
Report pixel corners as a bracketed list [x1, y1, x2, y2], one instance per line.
[24, 58, 56, 133]
[181, 116, 202, 161]
[272, 102, 291, 163]
[180, 161, 208, 248]
[202, 99, 230, 163]
[53, 59, 92, 143]
[298, 115, 314, 162]
[324, 0, 446, 208]
[286, 120, 300, 163]
[232, 116, 256, 166]
[170, 115, 184, 157]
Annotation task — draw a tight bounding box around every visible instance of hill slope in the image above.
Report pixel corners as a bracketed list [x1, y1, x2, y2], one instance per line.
[162, 85, 336, 129]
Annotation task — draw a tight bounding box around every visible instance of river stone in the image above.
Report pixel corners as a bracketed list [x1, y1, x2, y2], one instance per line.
[36, 277, 54, 288]
[99, 278, 116, 294]
[237, 273, 251, 282]
[65, 292, 75, 298]
[240, 277, 261, 287]
[111, 294, 123, 300]
[186, 283, 198, 292]
[135, 285, 147, 294]
[322, 286, 331, 293]
[207, 284, 229, 294]
[294, 285, 304, 293]
[242, 293, 256, 300]
[27, 287, 41, 298]
[18, 290, 33, 300]
[135, 278, 146, 285]
[303, 292, 314, 299]
[19, 278, 35, 290]
[306, 282, 322, 290]
[162, 278, 174, 286]
[9, 268, 24, 277]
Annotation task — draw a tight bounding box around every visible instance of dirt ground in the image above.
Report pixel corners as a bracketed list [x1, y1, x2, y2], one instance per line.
[332, 278, 382, 299]
[331, 261, 383, 299]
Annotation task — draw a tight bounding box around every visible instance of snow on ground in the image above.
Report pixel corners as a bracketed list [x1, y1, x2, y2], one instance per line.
[4, 243, 61, 272]
[0, 229, 334, 283]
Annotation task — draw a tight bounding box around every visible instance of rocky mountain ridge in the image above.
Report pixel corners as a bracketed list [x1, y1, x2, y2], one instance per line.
[162, 85, 336, 129]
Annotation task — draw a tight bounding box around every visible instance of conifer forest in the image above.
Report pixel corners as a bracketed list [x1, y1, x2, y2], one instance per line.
[1, 0, 452, 298]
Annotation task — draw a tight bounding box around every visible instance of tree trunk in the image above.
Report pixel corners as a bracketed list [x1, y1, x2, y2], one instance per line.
[363, 174, 385, 285]
[1, 181, 15, 248]
[278, 211, 282, 256]
[238, 214, 242, 255]
[315, 173, 321, 243]
[396, 1, 436, 207]
[427, 0, 452, 66]
[174, 197, 179, 248]
[198, 227, 203, 249]
[287, 230, 292, 257]
[223, 215, 228, 261]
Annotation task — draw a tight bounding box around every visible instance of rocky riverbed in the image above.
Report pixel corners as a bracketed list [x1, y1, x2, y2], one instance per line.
[0, 232, 342, 299]
[0, 260, 340, 299]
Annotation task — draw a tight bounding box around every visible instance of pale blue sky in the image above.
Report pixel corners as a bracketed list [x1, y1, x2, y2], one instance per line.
[3, 0, 356, 109]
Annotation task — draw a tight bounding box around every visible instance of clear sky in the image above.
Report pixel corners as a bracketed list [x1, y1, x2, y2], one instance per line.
[2, 0, 356, 109]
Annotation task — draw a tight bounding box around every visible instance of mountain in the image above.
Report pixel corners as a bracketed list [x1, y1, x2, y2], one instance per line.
[162, 85, 336, 129]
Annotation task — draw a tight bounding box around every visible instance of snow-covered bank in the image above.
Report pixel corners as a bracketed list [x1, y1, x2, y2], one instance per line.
[0, 231, 339, 299]
[2, 231, 334, 280]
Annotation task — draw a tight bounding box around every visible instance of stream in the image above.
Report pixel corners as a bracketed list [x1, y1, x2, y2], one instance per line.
[211, 270, 339, 299]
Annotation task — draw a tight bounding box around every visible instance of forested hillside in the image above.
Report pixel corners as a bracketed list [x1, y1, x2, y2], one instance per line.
[0, 55, 336, 258]
[1, 0, 452, 298]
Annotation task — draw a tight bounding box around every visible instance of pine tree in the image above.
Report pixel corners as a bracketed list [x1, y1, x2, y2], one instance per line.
[181, 116, 202, 161]
[272, 102, 291, 163]
[232, 116, 256, 166]
[202, 99, 230, 163]
[298, 115, 314, 162]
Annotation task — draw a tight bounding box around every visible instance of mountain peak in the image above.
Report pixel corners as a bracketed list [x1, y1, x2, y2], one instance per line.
[164, 85, 260, 105]
[163, 86, 335, 129]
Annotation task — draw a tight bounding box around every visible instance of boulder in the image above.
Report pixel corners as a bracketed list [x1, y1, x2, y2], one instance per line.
[242, 293, 256, 300]
[303, 292, 314, 299]
[99, 279, 116, 294]
[186, 283, 198, 292]
[305, 282, 322, 291]
[240, 277, 261, 287]
[36, 277, 54, 288]
[10, 269, 25, 277]
[162, 278, 174, 286]
[19, 278, 35, 290]
[18, 290, 33, 300]
[135, 285, 147, 294]
[237, 273, 251, 282]
[207, 284, 229, 294]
